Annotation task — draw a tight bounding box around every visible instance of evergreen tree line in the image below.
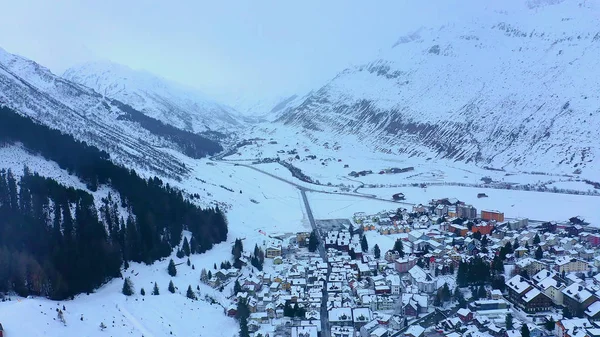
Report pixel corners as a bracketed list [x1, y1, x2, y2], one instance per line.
[0, 108, 229, 299]
[112, 101, 223, 158]
[0, 169, 121, 299]
[456, 257, 491, 287]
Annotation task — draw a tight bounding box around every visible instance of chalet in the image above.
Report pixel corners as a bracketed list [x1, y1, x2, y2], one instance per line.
[562, 283, 598, 317]
[404, 325, 425, 337]
[556, 318, 594, 337]
[226, 305, 237, 317]
[506, 275, 532, 303]
[395, 256, 417, 273]
[265, 242, 282, 258]
[457, 308, 473, 322]
[520, 288, 553, 313]
[449, 224, 468, 237]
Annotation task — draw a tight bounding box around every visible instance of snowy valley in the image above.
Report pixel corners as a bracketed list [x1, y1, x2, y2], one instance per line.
[1, 1, 600, 337]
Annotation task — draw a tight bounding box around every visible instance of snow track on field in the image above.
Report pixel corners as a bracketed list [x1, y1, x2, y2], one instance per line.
[117, 303, 157, 337]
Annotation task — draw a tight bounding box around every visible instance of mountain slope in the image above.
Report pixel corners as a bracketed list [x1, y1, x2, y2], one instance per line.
[278, 1, 600, 177]
[0, 48, 221, 179]
[63, 61, 244, 134]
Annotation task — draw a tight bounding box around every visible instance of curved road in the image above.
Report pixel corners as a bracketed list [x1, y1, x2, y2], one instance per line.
[218, 160, 412, 206]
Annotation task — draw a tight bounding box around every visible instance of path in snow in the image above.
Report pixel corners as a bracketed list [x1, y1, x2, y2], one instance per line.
[117, 303, 156, 337]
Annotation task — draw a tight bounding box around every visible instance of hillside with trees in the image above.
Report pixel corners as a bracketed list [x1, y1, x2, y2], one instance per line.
[0, 106, 228, 299]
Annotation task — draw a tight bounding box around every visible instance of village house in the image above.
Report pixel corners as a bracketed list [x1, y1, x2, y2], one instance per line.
[481, 210, 504, 222]
[395, 256, 417, 273]
[555, 256, 590, 274]
[562, 283, 598, 317]
[407, 265, 436, 294]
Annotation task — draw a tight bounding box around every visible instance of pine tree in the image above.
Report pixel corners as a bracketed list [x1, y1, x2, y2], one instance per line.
[152, 282, 159, 295]
[122, 278, 134, 296]
[373, 244, 381, 259]
[239, 316, 250, 337]
[208, 270, 212, 279]
[442, 283, 451, 302]
[521, 324, 530, 337]
[533, 233, 541, 245]
[393, 238, 404, 257]
[505, 313, 513, 330]
[140, 288, 145, 296]
[535, 246, 543, 260]
[234, 279, 242, 294]
[308, 231, 318, 252]
[182, 237, 191, 256]
[186, 285, 196, 300]
[187, 258, 191, 266]
[200, 268, 208, 282]
[477, 285, 486, 299]
[457, 262, 468, 287]
[168, 259, 177, 277]
[168, 280, 175, 293]
[190, 235, 197, 254]
[545, 317, 555, 331]
[361, 235, 369, 253]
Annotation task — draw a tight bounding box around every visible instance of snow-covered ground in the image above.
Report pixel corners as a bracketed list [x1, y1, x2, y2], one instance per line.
[361, 185, 600, 225]
[0, 240, 239, 337]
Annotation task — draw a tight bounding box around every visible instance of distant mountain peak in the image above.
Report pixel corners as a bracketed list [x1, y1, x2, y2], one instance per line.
[64, 61, 244, 133]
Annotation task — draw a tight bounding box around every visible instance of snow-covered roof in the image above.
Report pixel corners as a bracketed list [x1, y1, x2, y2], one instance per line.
[405, 325, 425, 337]
[562, 283, 594, 303]
[586, 301, 600, 317]
[457, 308, 471, 316]
[506, 275, 530, 294]
[522, 288, 542, 303]
[408, 265, 433, 283]
[532, 269, 556, 283]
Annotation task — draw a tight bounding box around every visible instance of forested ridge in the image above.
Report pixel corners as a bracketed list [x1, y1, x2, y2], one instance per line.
[0, 106, 228, 299]
[113, 100, 223, 158]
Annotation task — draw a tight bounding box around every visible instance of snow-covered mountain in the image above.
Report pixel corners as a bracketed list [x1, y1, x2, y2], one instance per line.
[207, 90, 309, 122]
[63, 61, 244, 133]
[278, 0, 600, 177]
[0, 47, 220, 179]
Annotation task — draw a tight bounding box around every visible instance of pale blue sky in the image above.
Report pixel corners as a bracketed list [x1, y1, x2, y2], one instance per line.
[0, 0, 493, 102]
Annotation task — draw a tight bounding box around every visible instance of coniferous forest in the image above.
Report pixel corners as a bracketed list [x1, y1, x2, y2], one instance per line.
[0, 106, 228, 300]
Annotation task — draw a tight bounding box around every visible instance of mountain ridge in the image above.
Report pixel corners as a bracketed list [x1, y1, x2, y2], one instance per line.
[278, 1, 600, 178]
[63, 61, 244, 134]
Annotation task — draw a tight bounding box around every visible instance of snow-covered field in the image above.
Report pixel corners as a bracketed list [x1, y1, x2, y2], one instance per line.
[361, 186, 600, 225]
[306, 192, 401, 220]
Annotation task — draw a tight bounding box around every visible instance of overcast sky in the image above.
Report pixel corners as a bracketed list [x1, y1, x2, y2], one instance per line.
[0, 0, 492, 103]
